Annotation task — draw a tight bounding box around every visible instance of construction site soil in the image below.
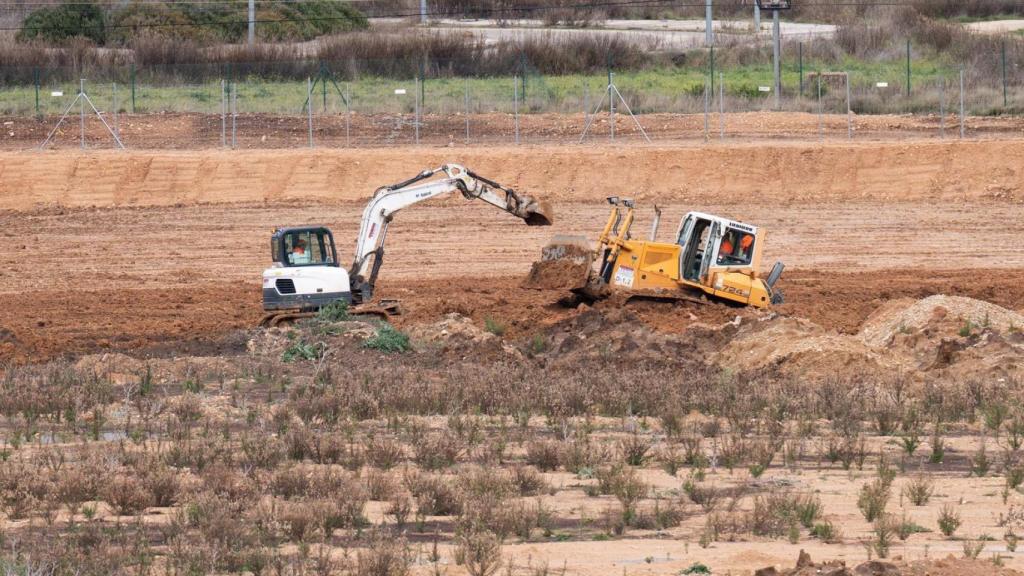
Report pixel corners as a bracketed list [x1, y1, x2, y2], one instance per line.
[5, 137, 1024, 574]
[2, 139, 1024, 363]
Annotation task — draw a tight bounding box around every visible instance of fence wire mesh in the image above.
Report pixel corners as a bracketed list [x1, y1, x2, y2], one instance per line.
[2, 40, 1022, 150]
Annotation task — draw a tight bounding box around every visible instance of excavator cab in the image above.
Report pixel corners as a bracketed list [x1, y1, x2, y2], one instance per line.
[272, 227, 339, 268]
[263, 227, 352, 313]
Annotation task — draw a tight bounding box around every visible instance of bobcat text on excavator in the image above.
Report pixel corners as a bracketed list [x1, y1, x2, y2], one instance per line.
[260, 163, 552, 326]
[524, 197, 784, 308]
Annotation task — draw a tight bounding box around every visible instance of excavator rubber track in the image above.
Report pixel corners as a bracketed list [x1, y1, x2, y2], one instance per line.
[259, 300, 403, 328]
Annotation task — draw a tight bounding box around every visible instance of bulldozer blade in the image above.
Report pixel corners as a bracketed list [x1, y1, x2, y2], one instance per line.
[521, 234, 595, 291]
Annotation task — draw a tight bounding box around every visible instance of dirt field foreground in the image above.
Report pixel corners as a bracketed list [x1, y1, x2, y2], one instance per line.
[2, 141, 1024, 575]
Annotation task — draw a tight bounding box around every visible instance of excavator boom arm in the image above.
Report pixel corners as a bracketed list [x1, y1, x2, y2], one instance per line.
[350, 163, 551, 302]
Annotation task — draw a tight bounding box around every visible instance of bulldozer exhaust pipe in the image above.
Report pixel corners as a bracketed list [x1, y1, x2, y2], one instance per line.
[766, 261, 785, 288]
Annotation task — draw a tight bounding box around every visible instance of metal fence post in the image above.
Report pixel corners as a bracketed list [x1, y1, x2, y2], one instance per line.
[464, 78, 470, 144]
[1002, 40, 1008, 108]
[345, 84, 351, 148]
[80, 79, 85, 150]
[307, 77, 314, 149]
[718, 72, 725, 140]
[817, 73, 823, 141]
[112, 82, 118, 139]
[608, 71, 615, 142]
[221, 79, 227, 147]
[906, 39, 911, 98]
[231, 82, 237, 149]
[583, 80, 590, 125]
[513, 75, 520, 145]
[130, 64, 136, 114]
[845, 72, 852, 140]
[959, 68, 965, 139]
[415, 76, 421, 145]
[703, 76, 710, 141]
[798, 42, 804, 98]
[939, 77, 946, 139]
[34, 68, 40, 118]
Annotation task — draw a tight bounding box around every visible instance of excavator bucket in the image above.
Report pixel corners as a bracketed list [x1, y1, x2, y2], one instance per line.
[521, 234, 595, 291]
[520, 199, 554, 227]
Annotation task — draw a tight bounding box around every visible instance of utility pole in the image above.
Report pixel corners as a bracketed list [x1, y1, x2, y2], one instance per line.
[772, 9, 781, 108]
[420, 0, 427, 24]
[705, 0, 713, 45]
[248, 0, 255, 45]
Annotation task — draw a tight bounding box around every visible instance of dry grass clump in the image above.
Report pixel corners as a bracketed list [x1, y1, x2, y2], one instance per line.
[1, 314, 1019, 570]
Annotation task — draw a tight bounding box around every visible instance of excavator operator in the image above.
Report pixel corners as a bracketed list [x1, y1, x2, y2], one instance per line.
[291, 237, 310, 265]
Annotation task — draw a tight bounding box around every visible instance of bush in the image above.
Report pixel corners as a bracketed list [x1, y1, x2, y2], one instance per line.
[364, 324, 411, 353]
[938, 503, 963, 538]
[316, 300, 351, 323]
[857, 479, 891, 523]
[18, 1, 107, 45]
[903, 475, 934, 506]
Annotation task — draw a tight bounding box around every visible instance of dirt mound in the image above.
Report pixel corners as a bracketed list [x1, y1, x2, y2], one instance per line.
[860, 295, 1024, 347]
[408, 313, 521, 359]
[522, 236, 594, 291]
[757, 552, 1023, 576]
[714, 316, 898, 380]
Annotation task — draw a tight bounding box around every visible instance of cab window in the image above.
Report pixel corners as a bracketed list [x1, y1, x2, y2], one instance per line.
[283, 231, 335, 266]
[717, 228, 755, 266]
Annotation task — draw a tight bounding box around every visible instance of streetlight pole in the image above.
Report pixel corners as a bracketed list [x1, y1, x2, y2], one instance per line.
[248, 0, 255, 45]
[772, 10, 781, 108]
[706, 0, 714, 45]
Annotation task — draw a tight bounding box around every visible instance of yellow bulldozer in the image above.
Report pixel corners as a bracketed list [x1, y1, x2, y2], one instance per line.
[525, 197, 784, 308]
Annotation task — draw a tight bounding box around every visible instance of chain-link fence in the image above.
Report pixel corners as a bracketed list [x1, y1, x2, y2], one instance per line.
[2, 37, 1022, 150]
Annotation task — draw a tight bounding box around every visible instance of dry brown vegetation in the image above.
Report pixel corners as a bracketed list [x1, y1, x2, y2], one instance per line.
[2, 303, 1024, 574]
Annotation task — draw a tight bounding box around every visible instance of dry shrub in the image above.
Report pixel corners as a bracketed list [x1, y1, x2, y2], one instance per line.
[633, 498, 686, 530]
[559, 436, 602, 474]
[748, 492, 823, 538]
[903, 475, 934, 506]
[405, 472, 460, 516]
[458, 466, 514, 501]
[365, 468, 398, 501]
[271, 466, 312, 500]
[411, 431, 462, 471]
[857, 479, 891, 523]
[386, 493, 412, 529]
[240, 434, 286, 470]
[618, 432, 652, 466]
[356, 533, 412, 576]
[280, 501, 323, 543]
[0, 462, 49, 520]
[366, 435, 405, 470]
[683, 478, 720, 513]
[199, 463, 256, 502]
[140, 462, 181, 507]
[510, 465, 548, 497]
[454, 527, 503, 576]
[101, 474, 153, 516]
[525, 439, 561, 472]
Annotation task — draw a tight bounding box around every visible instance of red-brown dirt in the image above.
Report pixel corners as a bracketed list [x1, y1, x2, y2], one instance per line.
[4, 111, 1024, 150]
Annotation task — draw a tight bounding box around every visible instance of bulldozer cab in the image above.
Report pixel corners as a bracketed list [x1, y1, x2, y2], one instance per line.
[677, 212, 758, 283]
[271, 227, 340, 268]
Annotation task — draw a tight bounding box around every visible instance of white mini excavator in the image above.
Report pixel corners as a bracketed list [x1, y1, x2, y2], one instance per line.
[260, 163, 552, 326]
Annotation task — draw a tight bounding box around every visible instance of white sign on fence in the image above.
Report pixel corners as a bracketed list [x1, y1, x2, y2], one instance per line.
[51, 91, 63, 97]
[758, 86, 771, 92]
[394, 89, 407, 95]
[876, 82, 889, 88]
